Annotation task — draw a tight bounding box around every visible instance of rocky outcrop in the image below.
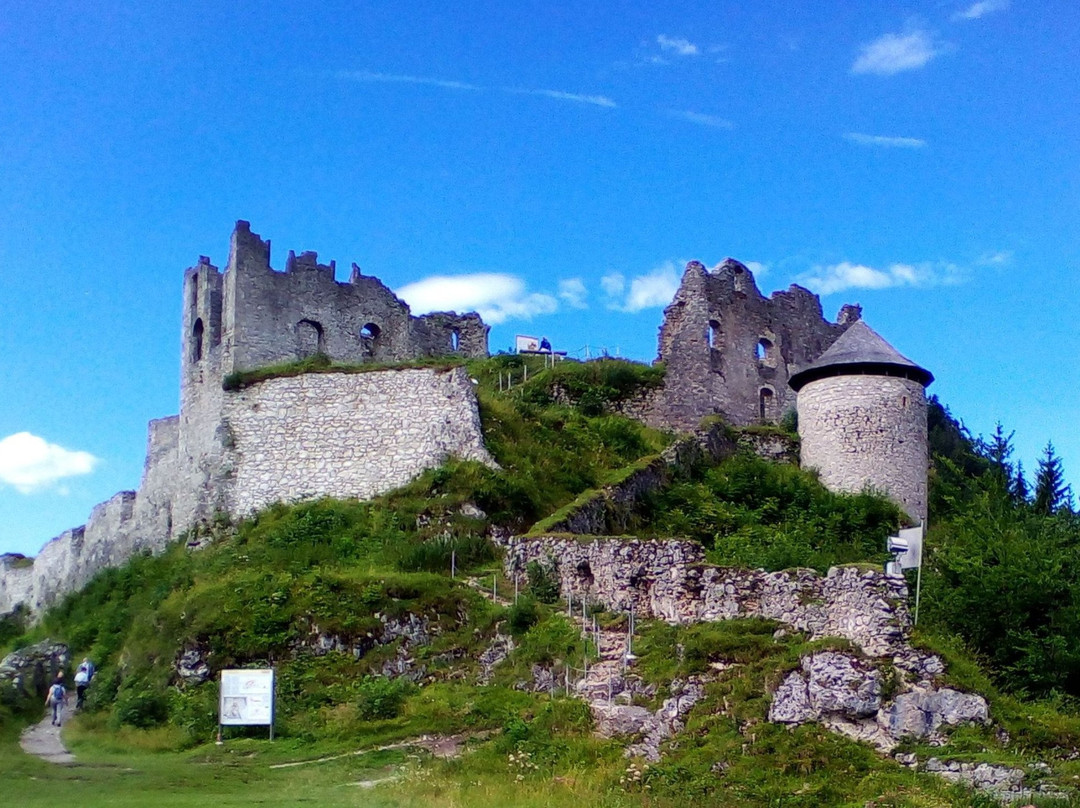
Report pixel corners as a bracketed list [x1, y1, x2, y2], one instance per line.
[505, 536, 908, 657]
[768, 651, 989, 752]
[0, 639, 70, 708]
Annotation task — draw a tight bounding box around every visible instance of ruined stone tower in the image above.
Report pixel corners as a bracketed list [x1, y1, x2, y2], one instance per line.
[650, 259, 862, 429]
[788, 321, 934, 523]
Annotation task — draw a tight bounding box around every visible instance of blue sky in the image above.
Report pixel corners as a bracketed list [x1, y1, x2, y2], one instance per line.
[1, 1, 1077, 556]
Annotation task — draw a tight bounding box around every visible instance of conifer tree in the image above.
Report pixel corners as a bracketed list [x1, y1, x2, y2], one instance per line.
[1034, 442, 1072, 515]
[1012, 460, 1030, 504]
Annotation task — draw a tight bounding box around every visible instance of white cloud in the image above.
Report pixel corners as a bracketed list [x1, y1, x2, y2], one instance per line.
[0, 432, 98, 494]
[743, 261, 769, 278]
[797, 260, 966, 295]
[396, 273, 558, 325]
[520, 89, 617, 108]
[671, 110, 734, 129]
[603, 262, 681, 312]
[601, 273, 625, 297]
[978, 250, 1013, 266]
[953, 0, 1009, 21]
[657, 35, 699, 56]
[844, 132, 927, 148]
[852, 30, 944, 76]
[337, 70, 481, 91]
[558, 278, 588, 309]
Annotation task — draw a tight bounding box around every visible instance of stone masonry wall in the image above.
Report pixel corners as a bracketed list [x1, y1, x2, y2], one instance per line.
[643, 260, 861, 431]
[221, 366, 496, 516]
[797, 375, 928, 523]
[1, 367, 495, 618]
[505, 536, 909, 657]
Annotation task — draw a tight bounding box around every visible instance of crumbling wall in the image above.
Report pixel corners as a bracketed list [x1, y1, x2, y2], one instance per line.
[215, 222, 488, 374]
[505, 535, 908, 657]
[642, 260, 860, 431]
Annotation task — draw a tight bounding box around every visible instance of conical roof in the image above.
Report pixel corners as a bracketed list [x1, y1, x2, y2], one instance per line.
[788, 320, 933, 391]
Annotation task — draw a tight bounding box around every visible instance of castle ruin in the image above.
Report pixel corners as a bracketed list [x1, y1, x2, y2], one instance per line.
[643, 259, 863, 430]
[0, 223, 495, 615]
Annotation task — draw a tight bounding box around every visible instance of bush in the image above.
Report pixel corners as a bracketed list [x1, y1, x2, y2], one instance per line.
[507, 598, 540, 635]
[526, 561, 560, 604]
[113, 682, 170, 728]
[356, 675, 415, 721]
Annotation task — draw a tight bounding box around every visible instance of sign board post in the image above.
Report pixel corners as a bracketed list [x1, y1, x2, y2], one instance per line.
[219, 668, 275, 741]
[886, 524, 925, 625]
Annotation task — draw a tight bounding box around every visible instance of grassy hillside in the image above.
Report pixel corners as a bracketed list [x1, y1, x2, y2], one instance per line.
[3, 359, 1080, 806]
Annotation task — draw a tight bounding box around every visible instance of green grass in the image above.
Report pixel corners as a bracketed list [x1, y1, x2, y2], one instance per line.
[222, 354, 464, 391]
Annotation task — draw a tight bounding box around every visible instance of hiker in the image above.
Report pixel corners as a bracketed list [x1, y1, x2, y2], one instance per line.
[74, 660, 92, 708]
[45, 673, 67, 727]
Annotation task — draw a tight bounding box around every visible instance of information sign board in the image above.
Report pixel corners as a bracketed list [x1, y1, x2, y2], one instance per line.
[220, 669, 275, 727]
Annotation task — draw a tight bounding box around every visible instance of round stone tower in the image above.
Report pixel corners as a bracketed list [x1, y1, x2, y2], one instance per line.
[788, 321, 934, 524]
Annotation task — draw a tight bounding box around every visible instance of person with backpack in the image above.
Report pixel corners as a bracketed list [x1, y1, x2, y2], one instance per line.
[45, 673, 67, 727]
[74, 661, 91, 709]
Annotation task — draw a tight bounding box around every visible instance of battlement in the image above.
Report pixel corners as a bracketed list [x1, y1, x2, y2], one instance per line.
[181, 222, 489, 392]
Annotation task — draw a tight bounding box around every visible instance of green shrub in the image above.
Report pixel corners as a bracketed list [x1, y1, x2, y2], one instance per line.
[526, 561, 560, 604]
[356, 675, 415, 721]
[113, 682, 170, 729]
[507, 598, 540, 635]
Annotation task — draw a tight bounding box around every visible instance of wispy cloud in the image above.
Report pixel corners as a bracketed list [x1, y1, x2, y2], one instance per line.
[953, 0, 1009, 21]
[797, 260, 966, 295]
[743, 261, 769, 278]
[602, 262, 681, 312]
[852, 30, 944, 76]
[657, 35, 699, 56]
[337, 70, 481, 91]
[844, 132, 927, 149]
[558, 278, 588, 309]
[517, 89, 617, 108]
[670, 110, 734, 130]
[339, 71, 618, 110]
[397, 273, 557, 325]
[978, 250, 1013, 266]
[0, 432, 98, 494]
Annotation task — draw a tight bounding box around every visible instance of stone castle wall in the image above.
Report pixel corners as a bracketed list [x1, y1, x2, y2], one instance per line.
[1, 366, 495, 618]
[643, 260, 862, 431]
[797, 375, 928, 523]
[505, 535, 909, 657]
[221, 367, 495, 516]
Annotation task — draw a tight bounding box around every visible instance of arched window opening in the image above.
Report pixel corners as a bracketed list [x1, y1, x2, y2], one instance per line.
[707, 320, 721, 349]
[902, 396, 908, 408]
[359, 322, 381, 359]
[759, 387, 774, 420]
[191, 318, 204, 363]
[756, 338, 773, 362]
[450, 327, 461, 352]
[296, 319, 324, 358]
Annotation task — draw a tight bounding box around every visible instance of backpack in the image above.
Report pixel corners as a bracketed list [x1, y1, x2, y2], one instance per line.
[75, 668, 89, 685]
[49, 683, 64, 703]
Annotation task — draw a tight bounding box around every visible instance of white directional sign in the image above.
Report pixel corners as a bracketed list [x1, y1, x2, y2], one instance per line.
[887, 525, 923, 570]
[220, 669, 275, 726]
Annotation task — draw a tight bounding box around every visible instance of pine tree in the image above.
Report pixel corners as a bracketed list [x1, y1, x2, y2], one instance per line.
[982, 422, 1015, 496]
[1011, 460, 1030, 504]
[1034, 442, 1072, 515]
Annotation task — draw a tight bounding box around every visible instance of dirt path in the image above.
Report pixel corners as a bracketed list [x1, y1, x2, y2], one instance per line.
[20, 713, 76, 765]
